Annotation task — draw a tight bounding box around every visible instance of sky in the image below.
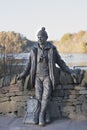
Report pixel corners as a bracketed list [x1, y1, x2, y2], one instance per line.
[0, 0, 87, 41]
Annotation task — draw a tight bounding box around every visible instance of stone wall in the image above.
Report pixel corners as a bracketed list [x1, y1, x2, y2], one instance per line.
[0, 70, 87, 120]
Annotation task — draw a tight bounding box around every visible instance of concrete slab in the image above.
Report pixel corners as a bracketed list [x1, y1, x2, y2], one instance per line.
[0, 115, 87, 130]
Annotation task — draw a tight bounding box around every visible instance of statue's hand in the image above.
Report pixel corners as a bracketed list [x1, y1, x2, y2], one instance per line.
[71, 72, 77, 78]
[16, 74, 22, 80]
[71, 72, 77, 83]
[16, 74, 25, 91]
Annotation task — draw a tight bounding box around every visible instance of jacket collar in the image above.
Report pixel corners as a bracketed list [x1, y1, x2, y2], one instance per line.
[34, 42, 53, 50]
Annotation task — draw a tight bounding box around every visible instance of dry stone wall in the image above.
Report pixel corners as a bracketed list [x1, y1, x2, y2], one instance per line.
[0, 70, 87, 120]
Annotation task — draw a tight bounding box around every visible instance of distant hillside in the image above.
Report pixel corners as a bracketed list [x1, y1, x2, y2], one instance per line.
[0, 31, 35, 53]
[53, 31, 87, 53]
[0, 31, 87, 53]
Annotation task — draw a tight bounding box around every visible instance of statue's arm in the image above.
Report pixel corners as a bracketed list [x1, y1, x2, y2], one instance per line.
[18, 53, 31, 79]
[54, 48, 72, 74]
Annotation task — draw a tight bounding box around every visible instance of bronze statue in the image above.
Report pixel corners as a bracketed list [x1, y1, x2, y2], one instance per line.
[17, 27, 75, 126]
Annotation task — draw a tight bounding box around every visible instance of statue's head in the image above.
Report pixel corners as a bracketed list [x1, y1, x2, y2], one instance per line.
[37, 27, 48, 45]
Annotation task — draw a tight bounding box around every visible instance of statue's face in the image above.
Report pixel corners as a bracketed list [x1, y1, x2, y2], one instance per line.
[38, 35, 47, 45]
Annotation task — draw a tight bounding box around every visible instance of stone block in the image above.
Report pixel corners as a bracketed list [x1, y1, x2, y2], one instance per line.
[69, 94, 77, 99]
[70, 90, 79, 95]
[62, 85, 74, 90]
[11, 96, 30, 102]
[69, 112, 87, 120]
[49, 101, 62, 118]
[79, 90, 87, 94]
[56, 85, 62, 90]
[75, 105, 82, 114]
[62, 106, 75, 114]
[52, 89, 64, 97]
[77, 95, 87, 102]
[6, 92, 16, 97]
[74, 85, 86, 90]
[0, 97, 10, 103]
[9, 84, 20, 93]
[17, 106, 25, 117]
[82, 102, 87, 116]
[0, 101, 17, 113]
[0, 93, 5, 98]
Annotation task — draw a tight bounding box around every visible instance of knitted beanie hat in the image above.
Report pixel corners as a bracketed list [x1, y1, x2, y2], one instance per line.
[37, 27, 48, 39]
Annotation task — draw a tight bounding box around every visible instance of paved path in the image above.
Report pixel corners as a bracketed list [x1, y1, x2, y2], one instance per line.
[0, 115, 87, 130]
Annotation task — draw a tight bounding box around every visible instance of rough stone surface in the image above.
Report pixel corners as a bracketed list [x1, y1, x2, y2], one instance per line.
[0, 70, 87, 120]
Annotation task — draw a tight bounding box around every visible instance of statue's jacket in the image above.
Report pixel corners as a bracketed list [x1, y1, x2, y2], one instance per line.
[21, 42, 71, 90]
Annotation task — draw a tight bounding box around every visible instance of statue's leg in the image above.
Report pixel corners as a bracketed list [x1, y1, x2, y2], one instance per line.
[35, 77, 43, 124]
[35, 76, 43, 101]
[39, 76, 52, 126]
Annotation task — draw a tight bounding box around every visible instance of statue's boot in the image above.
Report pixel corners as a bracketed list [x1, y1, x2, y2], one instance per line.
[45, 110, 50, 124]
[39, 110, 50, 126]
[39, 100, 48, 126]
[39, 112, 45, 126]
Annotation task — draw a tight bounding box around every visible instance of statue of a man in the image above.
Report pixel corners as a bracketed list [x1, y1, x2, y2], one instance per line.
[17, 27, 74, 126]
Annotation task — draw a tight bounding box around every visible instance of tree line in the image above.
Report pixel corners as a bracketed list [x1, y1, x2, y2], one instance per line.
[0, 30, 87, 54]
[0, 31, 35, 53]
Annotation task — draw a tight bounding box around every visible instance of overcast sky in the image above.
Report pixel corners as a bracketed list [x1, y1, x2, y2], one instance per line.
[0, 0, 87, 40]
